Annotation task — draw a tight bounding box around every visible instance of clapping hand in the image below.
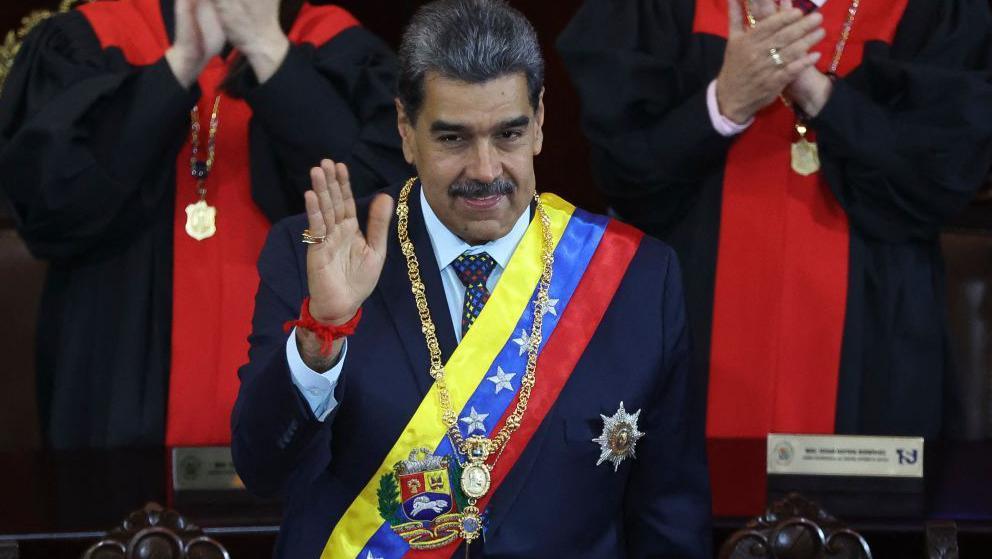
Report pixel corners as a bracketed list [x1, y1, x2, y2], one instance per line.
[742, 0, 836, 118]
[715, 0, 825, 123]
[210, 0, 290, 83]
[296, 160, 394, 369]
[165, 0, 225, 88]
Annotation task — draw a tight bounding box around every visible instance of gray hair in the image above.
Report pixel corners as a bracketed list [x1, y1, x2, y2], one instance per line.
[397, 0, 544, 124]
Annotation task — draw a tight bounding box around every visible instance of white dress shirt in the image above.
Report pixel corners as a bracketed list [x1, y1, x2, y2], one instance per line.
[287, 186, 531, 421]
[706, 80, 753, 137]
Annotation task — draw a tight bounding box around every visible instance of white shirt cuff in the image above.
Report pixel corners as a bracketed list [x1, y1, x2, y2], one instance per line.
[707, 80, 753, 137]
[286, 327, 347, 421]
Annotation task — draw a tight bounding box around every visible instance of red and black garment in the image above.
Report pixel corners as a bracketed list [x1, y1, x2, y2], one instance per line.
[559, 0, 992, 438]
[0, 0, 409, 448]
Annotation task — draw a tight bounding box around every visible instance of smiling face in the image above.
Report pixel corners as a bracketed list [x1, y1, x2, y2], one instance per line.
[397, 71, 545, 244]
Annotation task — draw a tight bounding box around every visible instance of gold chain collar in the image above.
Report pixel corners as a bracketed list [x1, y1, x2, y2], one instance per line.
[395, 177, 553, 509]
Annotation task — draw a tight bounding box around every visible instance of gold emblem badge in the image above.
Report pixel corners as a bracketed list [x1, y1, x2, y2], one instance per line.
[791, 137, 821, 176]
[790, 121, 821, 176]
[377, 449, 462, 550]
[185, 200, 216, 240]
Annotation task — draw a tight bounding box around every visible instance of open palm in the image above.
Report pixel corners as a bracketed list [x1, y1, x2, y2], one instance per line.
[304, 160, 394, 325]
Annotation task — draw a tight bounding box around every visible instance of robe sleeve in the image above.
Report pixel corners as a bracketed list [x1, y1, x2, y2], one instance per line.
[238, 26, 411, 223]
[811, 0, 992, 242]
[0, 11, 197, 260]
[557, 0, 731, 233]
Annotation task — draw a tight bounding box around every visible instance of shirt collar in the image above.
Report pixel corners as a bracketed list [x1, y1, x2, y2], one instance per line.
[420, 185, 530, 272]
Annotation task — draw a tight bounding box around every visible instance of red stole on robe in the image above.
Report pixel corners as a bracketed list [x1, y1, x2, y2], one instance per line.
[79, 0, 358, 446]
[692, 0, 907, 437]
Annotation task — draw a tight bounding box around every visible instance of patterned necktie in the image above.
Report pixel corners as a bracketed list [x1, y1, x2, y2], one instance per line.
[451, 252, 498, 337]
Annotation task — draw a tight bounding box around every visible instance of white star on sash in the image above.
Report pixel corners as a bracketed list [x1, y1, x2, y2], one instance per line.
[460, 407, 489, 434]
[487, 366, 516, 394]
[366, 551, 383, 559]
[534, 297, 559, 317]
[512, 329, 532, 356]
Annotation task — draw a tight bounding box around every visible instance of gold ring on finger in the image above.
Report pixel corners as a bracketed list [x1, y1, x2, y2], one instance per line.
[301, 229, 327, 244]
[768, 47, 785, 67]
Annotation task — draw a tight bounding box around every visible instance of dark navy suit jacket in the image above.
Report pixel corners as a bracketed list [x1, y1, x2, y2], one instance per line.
[232, 183, 712, 558]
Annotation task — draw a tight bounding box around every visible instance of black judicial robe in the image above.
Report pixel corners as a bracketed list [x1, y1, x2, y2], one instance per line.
[0, 0, 410, 448]
[558, 0, 992, 438]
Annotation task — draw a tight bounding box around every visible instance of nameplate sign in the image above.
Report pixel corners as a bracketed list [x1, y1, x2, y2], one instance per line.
[767, 434, 924, 478]
[171, 446, 246, 491]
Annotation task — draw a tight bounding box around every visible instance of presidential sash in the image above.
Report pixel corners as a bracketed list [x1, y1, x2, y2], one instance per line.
[322, 193, 643, 558]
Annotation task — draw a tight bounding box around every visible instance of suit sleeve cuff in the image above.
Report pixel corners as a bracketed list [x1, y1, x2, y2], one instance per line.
[286, 328, 347, 421]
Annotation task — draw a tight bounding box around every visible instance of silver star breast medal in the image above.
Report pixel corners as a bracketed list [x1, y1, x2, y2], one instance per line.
[592, 401, 645, 471]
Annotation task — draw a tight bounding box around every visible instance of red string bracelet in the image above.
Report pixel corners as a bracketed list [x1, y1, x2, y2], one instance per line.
[283, 297, 362, 356]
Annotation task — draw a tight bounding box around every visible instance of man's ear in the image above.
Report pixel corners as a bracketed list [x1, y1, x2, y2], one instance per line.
[533, 87, 545, 156]
[396, 98, 416, 165]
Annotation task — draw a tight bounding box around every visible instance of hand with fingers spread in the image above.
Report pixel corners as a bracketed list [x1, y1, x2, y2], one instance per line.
[165, 0, 226, 89]
[715, 0, 825, 123]
[296, 159, 394, 368]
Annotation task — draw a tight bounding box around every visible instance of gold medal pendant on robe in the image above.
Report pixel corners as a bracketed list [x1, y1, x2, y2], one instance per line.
[185, 199, 217, 240]
[791, 122, 821, 176]
[791, 137, 821, 176]
[185, 97, 222, 241]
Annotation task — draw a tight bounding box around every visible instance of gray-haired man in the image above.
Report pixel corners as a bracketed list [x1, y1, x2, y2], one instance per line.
[232, 1, 711, 557]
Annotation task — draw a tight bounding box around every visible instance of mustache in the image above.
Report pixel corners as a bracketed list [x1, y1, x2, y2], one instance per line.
[448, 177, 516, 198]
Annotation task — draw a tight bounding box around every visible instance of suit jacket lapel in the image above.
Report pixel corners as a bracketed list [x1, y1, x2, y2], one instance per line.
[376, 182, 458, 398]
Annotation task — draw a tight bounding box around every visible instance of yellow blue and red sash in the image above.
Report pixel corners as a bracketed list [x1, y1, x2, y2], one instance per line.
[321, 193, 644, 558]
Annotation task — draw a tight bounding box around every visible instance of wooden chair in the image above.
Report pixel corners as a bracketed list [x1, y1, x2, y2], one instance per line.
[82, 503, 229, 559]
[719, 493, 872, 559]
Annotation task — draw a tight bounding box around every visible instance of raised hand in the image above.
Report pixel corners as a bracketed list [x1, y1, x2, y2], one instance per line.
[165, 0, 226, 88]
[210, 0, 289, 83]
[296, 160, 393, 368]
[715, 0, 825, 123]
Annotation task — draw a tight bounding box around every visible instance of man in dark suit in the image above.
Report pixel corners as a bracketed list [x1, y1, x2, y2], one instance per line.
[232, 0, 711, 557]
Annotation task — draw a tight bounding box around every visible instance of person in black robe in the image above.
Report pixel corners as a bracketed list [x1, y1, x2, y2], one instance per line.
[0, 0, 410, 448]
[558, 0, 992, 438]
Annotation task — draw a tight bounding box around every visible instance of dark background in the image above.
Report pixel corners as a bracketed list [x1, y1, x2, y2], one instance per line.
[0, 0, 989, 451]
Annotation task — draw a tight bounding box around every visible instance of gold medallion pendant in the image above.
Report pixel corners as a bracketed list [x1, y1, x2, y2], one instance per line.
[185, 96, 221, 241]
[791, 121, 821, 176]
[791, 137, 821, 176]
[460, 462, 491, 499]
[459, 505, 484, 543]
[185, 200, 217, 240]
